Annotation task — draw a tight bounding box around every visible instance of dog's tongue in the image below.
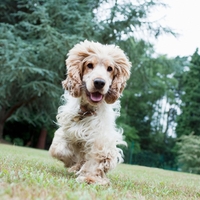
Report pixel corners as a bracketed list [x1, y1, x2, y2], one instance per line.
[90, 92, 103, 102]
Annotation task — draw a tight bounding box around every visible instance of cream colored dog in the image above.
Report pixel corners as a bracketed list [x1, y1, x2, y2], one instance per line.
[49, 40, 131, 185]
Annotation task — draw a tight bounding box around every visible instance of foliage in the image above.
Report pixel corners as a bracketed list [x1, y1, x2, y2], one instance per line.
[0, 0, 98, 140]
[0, 0, 68, 139]
[117, 38, 184, 166]
[176, 49, 200, 137]
[0, 0, 110, 140]
[1, 144, 200, 200]
[93, 0, 174, 43]
[176, 134, 200, 174]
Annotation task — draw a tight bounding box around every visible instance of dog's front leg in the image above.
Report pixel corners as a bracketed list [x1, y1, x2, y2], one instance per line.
[49, 128, 75, 167]
[75, 141, 120, 185]
[76, 158, 110, 185]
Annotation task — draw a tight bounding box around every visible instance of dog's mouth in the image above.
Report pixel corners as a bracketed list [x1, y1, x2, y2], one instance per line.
[88, 92, 103, 102]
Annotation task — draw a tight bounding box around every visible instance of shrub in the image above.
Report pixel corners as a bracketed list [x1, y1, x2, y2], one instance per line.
[177, 134, 200, 174]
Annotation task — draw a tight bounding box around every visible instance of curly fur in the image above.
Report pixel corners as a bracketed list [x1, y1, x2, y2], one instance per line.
[49, 40, 131, 185]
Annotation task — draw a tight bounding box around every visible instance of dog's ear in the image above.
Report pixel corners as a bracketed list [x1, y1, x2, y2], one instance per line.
[62, 62, 82, 98]
[105, 52, 131, 104]
[62, 41, 92, 97]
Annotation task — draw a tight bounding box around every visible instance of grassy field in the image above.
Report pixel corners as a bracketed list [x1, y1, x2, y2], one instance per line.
[0, 144, 200, 200]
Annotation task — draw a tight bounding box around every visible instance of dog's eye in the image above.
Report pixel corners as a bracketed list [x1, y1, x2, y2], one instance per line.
[87, 63, 93, 69]
[107, 66, 113, 72]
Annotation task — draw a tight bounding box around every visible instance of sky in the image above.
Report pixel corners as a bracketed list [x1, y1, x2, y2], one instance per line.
[151, 0, 200, 58]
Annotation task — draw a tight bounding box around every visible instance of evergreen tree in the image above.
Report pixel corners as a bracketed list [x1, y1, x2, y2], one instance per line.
[0, 0, 97, 141]
[176, 49, 200, 137]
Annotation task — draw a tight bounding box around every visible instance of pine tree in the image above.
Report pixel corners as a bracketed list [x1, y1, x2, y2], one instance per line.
[0, 0, 97, 140]
[176, 49, 200, 137]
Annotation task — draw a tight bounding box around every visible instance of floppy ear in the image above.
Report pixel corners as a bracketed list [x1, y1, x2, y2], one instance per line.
[104, 45, 131, 104]
[62, 41, 92, 97]
[62, 61, 82, 98]
[105, 67, 130, 104]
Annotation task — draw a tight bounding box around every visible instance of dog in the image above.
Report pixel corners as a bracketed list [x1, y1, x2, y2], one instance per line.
[49, 40, 131, 185]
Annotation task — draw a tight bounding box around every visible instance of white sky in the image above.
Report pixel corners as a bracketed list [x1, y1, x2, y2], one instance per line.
[151, 0, 200, 57]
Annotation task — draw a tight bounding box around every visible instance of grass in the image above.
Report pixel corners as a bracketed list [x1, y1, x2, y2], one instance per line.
[0, 144, 200, 200]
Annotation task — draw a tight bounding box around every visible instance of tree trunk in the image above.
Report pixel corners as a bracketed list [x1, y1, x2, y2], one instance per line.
[36, 128, 47, 149]
[0, 107, 6, 141]
[0, 122, 10, 144]
[0, 122, 4, 140]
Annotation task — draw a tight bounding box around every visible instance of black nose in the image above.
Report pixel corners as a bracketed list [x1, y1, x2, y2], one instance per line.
[94, 78, 105, 89]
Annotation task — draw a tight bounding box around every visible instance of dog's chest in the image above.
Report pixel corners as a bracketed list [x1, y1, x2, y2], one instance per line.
[63, 110, 113, 141]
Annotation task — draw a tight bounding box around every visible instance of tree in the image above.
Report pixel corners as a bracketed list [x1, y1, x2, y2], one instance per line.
[176, 49, 200, 137]
[176, 134, 200, 174]
[0, 0, 101, 141]
[116, 38, 185, 167]
[94, 0, 174, 44]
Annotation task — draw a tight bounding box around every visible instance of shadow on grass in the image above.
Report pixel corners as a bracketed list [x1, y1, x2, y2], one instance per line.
[47, 165, 77, 180]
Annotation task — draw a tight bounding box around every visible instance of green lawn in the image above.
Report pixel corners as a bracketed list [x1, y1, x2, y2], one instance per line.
[0, 144, 200, 200]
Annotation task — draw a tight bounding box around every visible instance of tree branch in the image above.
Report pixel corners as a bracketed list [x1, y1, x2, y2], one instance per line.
[1, 96, 37, 124]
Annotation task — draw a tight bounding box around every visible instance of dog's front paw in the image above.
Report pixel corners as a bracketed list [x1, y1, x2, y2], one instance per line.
[68, 166, 78, 173]
[68, 162, 85, 173]
[76, 175, 110, 185]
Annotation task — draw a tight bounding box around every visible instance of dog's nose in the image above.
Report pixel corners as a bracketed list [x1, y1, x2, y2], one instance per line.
[94, 78, 105, 89]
